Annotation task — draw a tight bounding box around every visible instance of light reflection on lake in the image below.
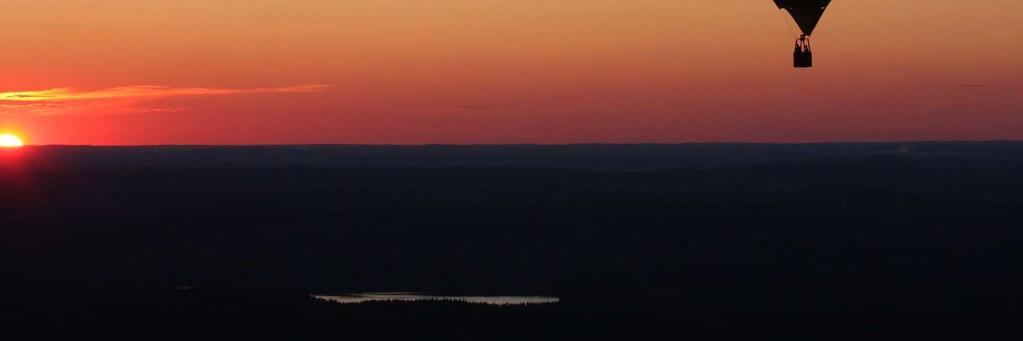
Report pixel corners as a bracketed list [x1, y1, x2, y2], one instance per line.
[312, 293, 559, 306]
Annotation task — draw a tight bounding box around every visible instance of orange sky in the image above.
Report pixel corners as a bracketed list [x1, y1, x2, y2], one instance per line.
[1, 0, 1020, 145]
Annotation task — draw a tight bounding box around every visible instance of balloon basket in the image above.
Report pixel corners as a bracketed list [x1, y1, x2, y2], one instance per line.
[793, 35, 813, 68]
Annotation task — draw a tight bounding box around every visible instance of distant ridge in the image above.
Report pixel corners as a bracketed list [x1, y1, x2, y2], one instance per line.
[11, 141, 1023, 171]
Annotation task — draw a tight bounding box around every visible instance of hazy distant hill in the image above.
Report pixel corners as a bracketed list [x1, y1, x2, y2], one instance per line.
[14, 141, 1023, 171]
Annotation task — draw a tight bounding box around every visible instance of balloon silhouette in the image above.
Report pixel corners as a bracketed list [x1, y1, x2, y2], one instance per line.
[774, 0, 832, 68]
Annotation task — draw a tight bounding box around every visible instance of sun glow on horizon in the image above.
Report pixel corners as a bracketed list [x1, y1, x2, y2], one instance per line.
[0, 134, 25, 148]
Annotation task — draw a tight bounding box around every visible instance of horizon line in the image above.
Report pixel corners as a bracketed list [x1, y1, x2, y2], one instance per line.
[18, 140, 1023, 148]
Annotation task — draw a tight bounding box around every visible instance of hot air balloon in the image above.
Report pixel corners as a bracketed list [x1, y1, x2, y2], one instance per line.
[775, 0, 831, 68]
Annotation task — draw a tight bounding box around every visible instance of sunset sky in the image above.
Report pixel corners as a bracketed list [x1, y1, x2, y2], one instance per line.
[1, 0, 1020, 145]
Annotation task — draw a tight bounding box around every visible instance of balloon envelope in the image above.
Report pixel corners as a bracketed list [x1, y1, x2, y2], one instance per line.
[774, 0, 831, 35]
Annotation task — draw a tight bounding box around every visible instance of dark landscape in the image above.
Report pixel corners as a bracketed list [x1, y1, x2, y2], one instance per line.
[2, 142, 1022, 339]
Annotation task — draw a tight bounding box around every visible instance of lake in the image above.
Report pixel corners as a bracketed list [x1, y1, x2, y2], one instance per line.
[312, 293, 560, 306]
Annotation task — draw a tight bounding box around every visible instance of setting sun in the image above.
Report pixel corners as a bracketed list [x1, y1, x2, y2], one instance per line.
[0, 134, 24, 147]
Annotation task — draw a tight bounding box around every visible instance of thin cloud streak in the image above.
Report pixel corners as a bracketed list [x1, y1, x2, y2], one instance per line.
[0, 84, 330, 103]
[0, 84, 330, 115]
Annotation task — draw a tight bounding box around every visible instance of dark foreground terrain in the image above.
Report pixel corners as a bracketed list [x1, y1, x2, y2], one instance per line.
[2, 143, 1022, 339]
